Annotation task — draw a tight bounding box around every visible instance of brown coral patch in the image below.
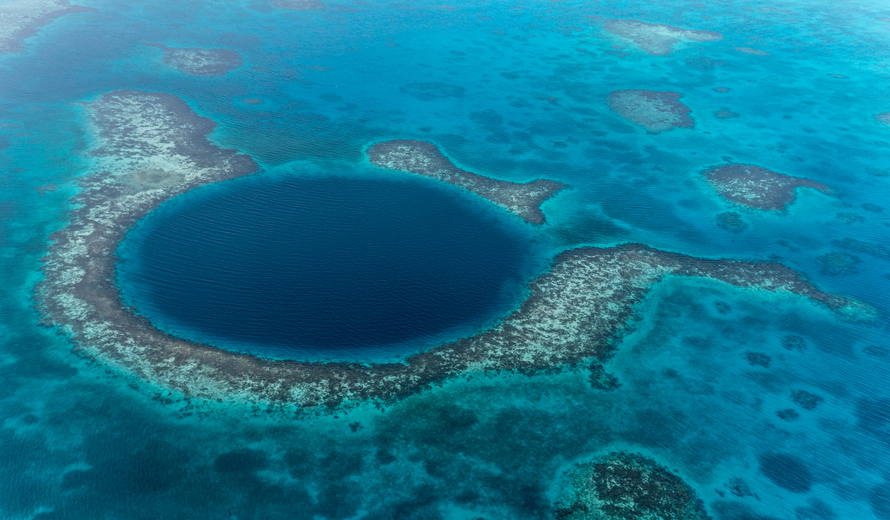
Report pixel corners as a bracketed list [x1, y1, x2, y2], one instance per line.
[608, 90, 694, 133]
[367, 139, 566, 225]
[554, 451, 711, 520]
[703, 163, 831, 211]
[602, 19, 722, 56]
[147, 43, 242, 76]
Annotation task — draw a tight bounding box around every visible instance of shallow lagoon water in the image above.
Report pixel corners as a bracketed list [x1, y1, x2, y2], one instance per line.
[1, 0, 890, 519]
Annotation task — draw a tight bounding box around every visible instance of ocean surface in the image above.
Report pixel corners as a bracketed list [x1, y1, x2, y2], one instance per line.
[1, 0, 889, 518]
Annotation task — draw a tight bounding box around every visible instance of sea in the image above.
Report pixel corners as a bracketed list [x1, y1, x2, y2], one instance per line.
[1, 0, 889, 518]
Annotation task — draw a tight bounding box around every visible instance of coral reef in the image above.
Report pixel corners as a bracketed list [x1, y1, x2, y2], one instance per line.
[714, 108, 739, 119]
[876, 113, 890, 126]
[147, 43, 242, 76]
[38, 91, 873, 411]
[790, 389, 823, 410]
[0, 0, 92, 53]
[607, 90, 694, 133]
[758, 453, 812, 493]
[833, 238, 890, 261]
[735, 47, 769, 56]
[777, 408, 799, 421]
[703, 163, 831, 211]
[781, 335, 806, 352]
[716, 211, 747, 233]
[588, 364, 620, 391]
[553, 451, 711, 520]
[367, 139, 566, 224]
[817, 252, 861, 276]
[602, 19, 722, 56]
[745, 352, 771, 368]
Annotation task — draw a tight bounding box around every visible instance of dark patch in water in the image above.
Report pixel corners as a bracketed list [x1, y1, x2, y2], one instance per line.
[856, 398, 890, 441]
[214, 449, 269, 474]
[871, 483, 890, 520]
[118, 175, 531, 359]
[758, 453, 812, 493]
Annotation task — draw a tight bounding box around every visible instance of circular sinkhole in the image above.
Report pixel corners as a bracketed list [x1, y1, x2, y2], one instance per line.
[116, 173, 539, 361]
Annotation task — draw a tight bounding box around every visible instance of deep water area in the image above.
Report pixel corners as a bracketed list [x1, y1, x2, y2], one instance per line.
[117, 173, 537, 360]
[2, 0, 890, 519]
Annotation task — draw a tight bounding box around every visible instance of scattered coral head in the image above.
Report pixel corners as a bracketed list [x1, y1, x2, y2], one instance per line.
[608, 90, 694, 133]
[603, 19, 722, 56]
[554, 451, 711, 520]
[703, 163, 831, 211]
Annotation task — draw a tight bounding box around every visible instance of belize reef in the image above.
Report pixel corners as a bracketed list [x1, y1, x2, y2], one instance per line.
[2, 0, 889, 519]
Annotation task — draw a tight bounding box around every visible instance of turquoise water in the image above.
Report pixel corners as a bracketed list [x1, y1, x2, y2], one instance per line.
[1, 0, 890, 518]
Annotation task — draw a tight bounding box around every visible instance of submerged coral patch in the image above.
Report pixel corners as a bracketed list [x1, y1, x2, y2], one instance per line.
[716, 211, 747, 233]
[817, 252, 861, 276]
[758, 453, 813, 493]
[553, 451, 710, 520]
[602, 19, 722, 56]
[833, 238, 890, 262]
[607, 90, 694, 133]
[367, 139, 566, 224]
[148, 43, 242, 76]
[0, 0, 92, 53]
[735, 46, 769, 56]
[876, 113, 890, 126]
[703, 163, 831, 211]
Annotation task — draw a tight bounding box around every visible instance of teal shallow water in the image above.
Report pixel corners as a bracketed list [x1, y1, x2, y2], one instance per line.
[1, 0, 890, 518]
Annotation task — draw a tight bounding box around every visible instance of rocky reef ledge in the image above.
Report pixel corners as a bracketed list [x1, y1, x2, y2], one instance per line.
[601, 18, 723, 56]
[554, 452, 711, 520]
[703, 163, 832, 211]
[0, 0, 93, 53]
[146, 43, 243, 76]
[38, 90, 871, 411]
[608, 90, 694, 133]
[367, 139, 566, 225]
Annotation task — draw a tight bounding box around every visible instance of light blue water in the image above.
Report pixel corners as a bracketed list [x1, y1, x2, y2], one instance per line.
[1, 0, 889, 518]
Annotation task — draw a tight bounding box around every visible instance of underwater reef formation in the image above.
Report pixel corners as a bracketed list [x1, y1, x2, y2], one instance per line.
[716, 211, 747, 233]
[833, 238, 890, 261]
[607, 90, 694, 133]
[876, 113, 890, 126]
[147, 43, 242, 76]
[367, 139, 566, 224]
[553, 451, 711, 520]
[817, 252, 861, 276]
[703, 163, 831, 211]
[714, 108, 739, 120]
[735, 46, 769, 56]
[602, 19, 722, 56]
[0, 0, 91, 53]
[758, 453, 812, 493]
[38, 90, 872, 411]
